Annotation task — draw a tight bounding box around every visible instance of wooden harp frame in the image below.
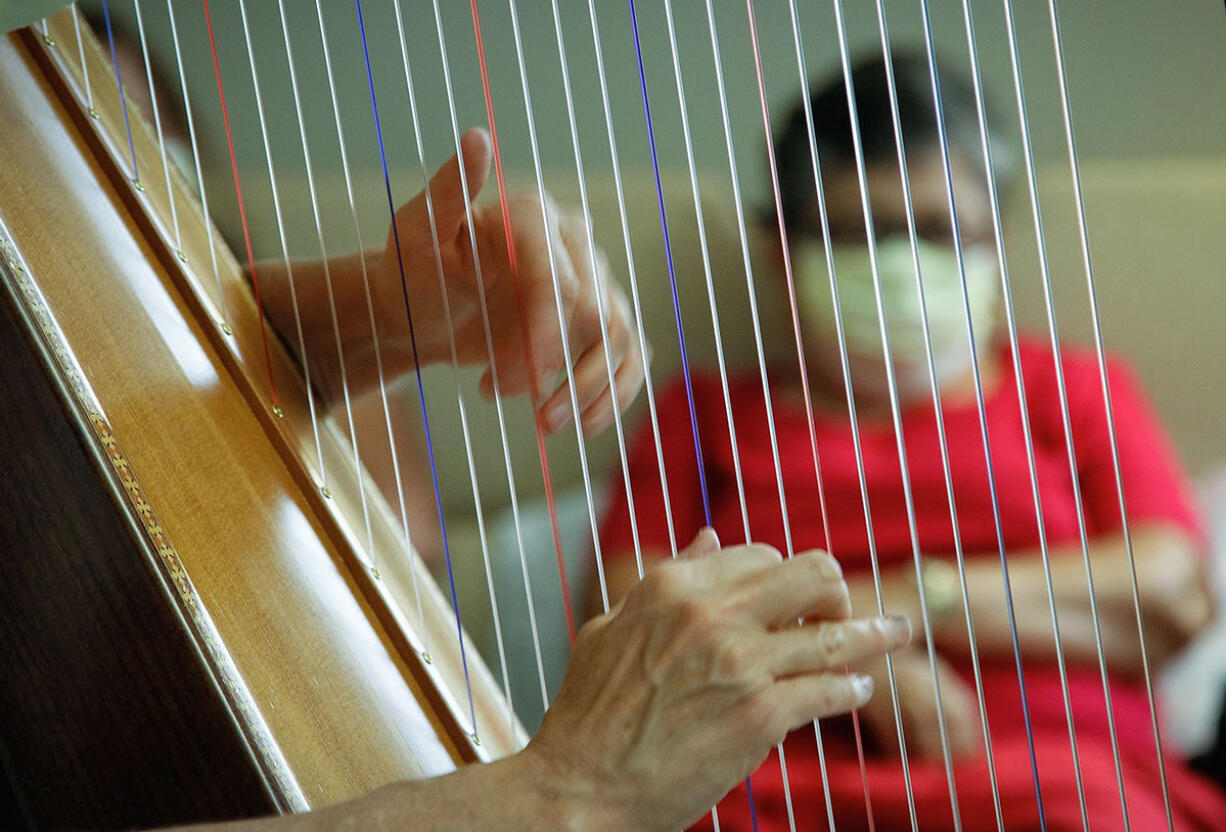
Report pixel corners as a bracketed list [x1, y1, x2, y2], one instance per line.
[0, 11, 519, 830]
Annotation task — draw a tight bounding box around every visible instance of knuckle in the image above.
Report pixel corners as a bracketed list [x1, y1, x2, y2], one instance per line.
[671, 596, 715, 634]
[743, 688, 785, 742]
[815, 679, 853, 718]
[798, 551, 850, 604]
[709, 635, 754, 682]
[809, 550, 844, 582]
[638, 564, 678, 601]
[816, 623, 847, 665]
[745, 544, 784, 567]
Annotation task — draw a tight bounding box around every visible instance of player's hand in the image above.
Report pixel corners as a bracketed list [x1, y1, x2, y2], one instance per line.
[379, 127, 644, 437]
[525, 530, 912, 832]
[855, 646, 981, 761]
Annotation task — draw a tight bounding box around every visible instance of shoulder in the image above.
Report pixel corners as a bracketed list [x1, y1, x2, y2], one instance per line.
[1011, 335, 1151, 423]
[1013, 335, 1137, 390]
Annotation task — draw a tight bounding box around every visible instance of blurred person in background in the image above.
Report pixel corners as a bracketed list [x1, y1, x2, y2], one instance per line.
[597, 52, 1223, 831]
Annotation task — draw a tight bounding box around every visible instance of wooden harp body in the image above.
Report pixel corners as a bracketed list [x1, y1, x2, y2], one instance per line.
[0, 15, 518, 830]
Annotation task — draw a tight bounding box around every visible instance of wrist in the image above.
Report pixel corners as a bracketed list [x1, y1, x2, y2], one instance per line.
[515, 743, 633, 832]
[912, 556, 964, 646]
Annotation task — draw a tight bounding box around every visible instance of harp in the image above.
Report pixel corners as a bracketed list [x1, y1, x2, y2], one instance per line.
[0, 5, 522, 828]
[0, 2, 1221, 831]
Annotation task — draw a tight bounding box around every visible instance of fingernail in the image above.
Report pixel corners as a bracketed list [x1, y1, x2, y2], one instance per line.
[851, 673, 874, 706]
[887, 614, 912, 643]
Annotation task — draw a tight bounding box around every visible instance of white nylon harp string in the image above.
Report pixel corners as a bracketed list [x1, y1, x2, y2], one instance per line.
[1047, 0, 1175, 824]
[387, 0, 521, 740]
[827, 0, 964, 825]
[999, 0, 1133, 822]
[866, 4, 1005, 829]
[958, 0, 1092, 825]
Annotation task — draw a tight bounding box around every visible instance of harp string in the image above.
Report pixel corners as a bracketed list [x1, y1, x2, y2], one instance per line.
[542, 0, 647, 592]
[583, 0, 679, 567]
[570, 0, 728, 820]
[704, 0, 854, 825]
[1046, 1, 1174, 824]
[658, 1, 806, 828]
[492, 0, 619, 619]
[269, 0, 392, 629]
[388, 0, 524, 737]
[322, 0, 483, 735]
[660, 0, 753, 554]
[200, 0, 281, 408]
[688, 0, 893, 825]
[98, 0, 138, 184]
[130, 0, 182, 258]
[70, 5, 94, 115]
[624, 0, 711, 528]
[777, 7, 882, 824]
[163, 0, 228, 333]
[914, 0, 1046, 823]
[785, 3, 923, 828]
[866, 1, 1009, 827]
[467, 0, 588, 636]
[426, 0, 554, 710]
[231, 0, 328, 496]
[349, 0, 481, 739]
[956, 0, 1091, 825]
[582, 2, 728, 824]
[738, 1, 886, 828]
[625, 2, 759, 829]
[999, 0, 1133, 823]
[828, 0, 971, 823]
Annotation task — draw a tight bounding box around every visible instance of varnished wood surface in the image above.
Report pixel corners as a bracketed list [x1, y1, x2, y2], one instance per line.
[25, 11, 521, 766]
[0, 13, 520, 821]
[0, 266, 279, 831]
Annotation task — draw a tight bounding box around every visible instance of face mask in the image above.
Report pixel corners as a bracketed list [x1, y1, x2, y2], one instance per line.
[794, 236, 1000, 397]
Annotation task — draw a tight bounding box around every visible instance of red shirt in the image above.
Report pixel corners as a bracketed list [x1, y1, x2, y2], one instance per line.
[599, 338, 1220, 831]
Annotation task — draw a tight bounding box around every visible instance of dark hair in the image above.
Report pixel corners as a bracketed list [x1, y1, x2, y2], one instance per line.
[773, 51, 1011, 233]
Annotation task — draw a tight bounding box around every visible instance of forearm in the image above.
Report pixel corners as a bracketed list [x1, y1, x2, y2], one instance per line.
[164, 750, 612, 832]
[258, 252, 418, 405]
[849, 524, 1211, 676]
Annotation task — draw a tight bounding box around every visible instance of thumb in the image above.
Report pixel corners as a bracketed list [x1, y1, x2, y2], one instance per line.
[428, 127, 492, 234]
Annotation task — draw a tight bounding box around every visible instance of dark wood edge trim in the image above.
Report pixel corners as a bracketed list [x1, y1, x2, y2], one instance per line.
[19, 19, 499, 764]
[0, 220, 308, 814]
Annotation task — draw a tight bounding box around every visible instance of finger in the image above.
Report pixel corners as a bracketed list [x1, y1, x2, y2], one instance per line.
[426, 127, 492, 236]
[556, 209, 599, 286]
[515, 207, 574, 400]
[908, 702, 949, 761]
[741, 549, 852, 626]
[946, 708, 982, 759]
[684, 543, 785, 588]
[678, 527, 722, 560]
[775, 671, 875, 730]
[542, 325, 628, 433]
[938, 672, 982, 758]
[491, 259, 566, 401]
[548, 284, 640, 434]
[765, 616, 911, 678]
[578, 353, 644, 437]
